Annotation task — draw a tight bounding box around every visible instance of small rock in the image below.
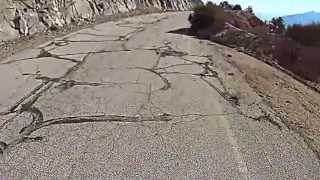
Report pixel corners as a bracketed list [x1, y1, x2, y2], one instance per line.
[285, 100, 292, 104]
[236, 47, 245, 52]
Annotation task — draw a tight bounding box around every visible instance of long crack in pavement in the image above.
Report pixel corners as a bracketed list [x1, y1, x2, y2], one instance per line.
[0, 14, 240, 153]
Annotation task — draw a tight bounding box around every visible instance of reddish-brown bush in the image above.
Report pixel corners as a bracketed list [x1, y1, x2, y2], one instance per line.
[275, 39, 320, 82]
[286, 23, 320, 46]
[274, 39, 300, 67]
[274, 23, 320, 82]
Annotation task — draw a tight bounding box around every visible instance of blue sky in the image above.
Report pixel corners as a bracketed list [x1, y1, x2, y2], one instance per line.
[203, 0, 320, 19]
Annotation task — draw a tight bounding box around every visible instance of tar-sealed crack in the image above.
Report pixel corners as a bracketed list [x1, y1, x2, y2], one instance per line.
[0, 16, 177, 153]
[147, 42, 285, 133]
[0, 16, 169, 116]
[0, 112, 172, 153]
[0, 16, 285, 157]
[0, 52, 92, 123]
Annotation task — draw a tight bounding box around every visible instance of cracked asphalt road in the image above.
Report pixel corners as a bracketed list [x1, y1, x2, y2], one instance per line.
[0, 12, 319, 179]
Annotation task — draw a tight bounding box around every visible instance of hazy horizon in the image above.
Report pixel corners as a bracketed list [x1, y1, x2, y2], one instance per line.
[202, 0, 320, 20]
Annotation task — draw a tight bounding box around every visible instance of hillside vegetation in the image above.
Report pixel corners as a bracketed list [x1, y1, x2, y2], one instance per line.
[189, 1, 320, 84]
[286, 23, 320, 46]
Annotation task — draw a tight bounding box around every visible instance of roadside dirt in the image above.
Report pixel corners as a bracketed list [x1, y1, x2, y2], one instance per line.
[222, 46, 320, 159]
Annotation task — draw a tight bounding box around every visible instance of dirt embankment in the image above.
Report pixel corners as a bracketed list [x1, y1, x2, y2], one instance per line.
[222, 46, 320, 159]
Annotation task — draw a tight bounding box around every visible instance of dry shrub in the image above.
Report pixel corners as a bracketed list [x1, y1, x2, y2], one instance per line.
[250, 25, 269, 35]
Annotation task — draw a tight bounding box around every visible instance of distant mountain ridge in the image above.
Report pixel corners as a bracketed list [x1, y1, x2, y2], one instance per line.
[282, 11, 320, 26]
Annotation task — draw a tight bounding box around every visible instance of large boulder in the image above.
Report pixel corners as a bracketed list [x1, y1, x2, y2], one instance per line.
[0, 0, 19, 40]
[66, 0, 99, 22]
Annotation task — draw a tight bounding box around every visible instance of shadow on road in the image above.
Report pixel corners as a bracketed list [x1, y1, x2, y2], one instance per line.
[167, 28, 194, 36]
[167, 28, 213, 40]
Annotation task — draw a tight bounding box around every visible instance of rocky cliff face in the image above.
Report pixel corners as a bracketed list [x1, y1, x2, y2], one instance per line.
[0, 0, 202, 41]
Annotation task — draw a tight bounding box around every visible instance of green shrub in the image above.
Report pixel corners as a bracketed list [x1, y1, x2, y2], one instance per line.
[219, 1, 232, 9]
[271, 17, 285, 34]
[233, 4, 242, 11]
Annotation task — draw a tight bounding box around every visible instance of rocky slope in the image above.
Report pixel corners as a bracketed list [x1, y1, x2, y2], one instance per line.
[0, 0, 202, 41]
